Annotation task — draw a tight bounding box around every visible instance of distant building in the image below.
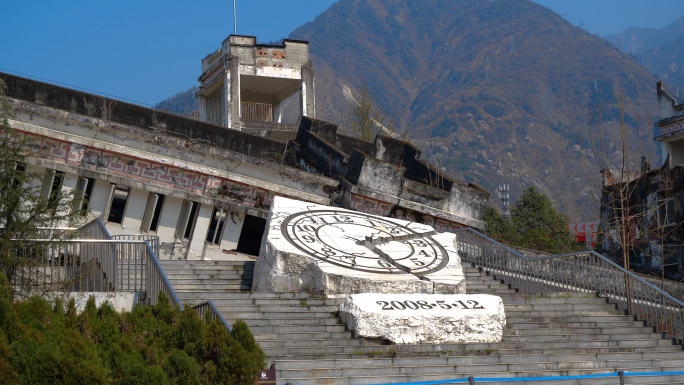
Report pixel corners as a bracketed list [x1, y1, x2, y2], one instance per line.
[600, 82, 684, 279]
[0, 35, 489, 261]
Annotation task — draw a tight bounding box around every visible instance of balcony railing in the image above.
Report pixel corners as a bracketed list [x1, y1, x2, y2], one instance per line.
[241, 101, 273, 122]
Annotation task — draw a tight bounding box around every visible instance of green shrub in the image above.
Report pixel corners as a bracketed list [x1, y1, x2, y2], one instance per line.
[0, 275, 264, 385]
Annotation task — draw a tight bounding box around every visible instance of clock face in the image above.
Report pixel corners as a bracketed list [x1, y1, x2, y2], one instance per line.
[280, 210, 449, 275]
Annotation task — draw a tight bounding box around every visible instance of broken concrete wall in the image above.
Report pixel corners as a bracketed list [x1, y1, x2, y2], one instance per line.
[348, 150, 405, 196]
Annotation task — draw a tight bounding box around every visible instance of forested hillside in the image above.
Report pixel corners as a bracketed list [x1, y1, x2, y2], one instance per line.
[155, 87, 199, 116]
[287, 0, 658, 221]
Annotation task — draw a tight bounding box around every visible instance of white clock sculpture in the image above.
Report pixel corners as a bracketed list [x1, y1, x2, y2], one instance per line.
[252, 197, 465, 295]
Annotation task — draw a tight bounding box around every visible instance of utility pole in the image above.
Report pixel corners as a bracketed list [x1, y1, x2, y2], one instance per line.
[233, 0, 237, 35]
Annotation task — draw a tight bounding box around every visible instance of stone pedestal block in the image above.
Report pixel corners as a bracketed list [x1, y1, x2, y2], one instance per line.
[339, 293, 506, 344]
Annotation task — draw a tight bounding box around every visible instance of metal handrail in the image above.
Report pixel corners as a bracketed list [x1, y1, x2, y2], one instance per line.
[112, 234, 160, 258]
[142, 240, 183, 309]
[10, 218, 231, 332]
[453, 228, 684, 341]
[192, 301, 233, 332]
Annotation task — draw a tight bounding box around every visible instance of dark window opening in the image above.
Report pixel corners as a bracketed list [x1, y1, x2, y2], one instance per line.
[11, 163, 26, 189]
[149, 195, 165, 232]
[184, 202, 200, 239]
[47, 171, 64, 213]
[107, 186, 130, 224]
[236, 214, 266, 256]
[80, 177, 95, 214]
[206, 208, 227, 245]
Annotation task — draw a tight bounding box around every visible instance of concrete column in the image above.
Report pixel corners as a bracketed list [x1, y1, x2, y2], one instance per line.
[24, 164, 46, 192]
[301, 62, 315, 118]
[121, 188, 149, 231]
[186, 203, 214, 260]
[224, 73, 231, 128]
[88, 180, 114, 220]
[228, 56, 241, 130]
[220, 211, 245, 250]
[156, 196, 183, 240]
[54, 172, 79, 226]
[199, 96, 206, 122]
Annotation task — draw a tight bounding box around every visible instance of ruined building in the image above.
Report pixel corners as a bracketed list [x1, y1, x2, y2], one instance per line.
[0, 35, 489, 261]
[600, 81, 684, 278]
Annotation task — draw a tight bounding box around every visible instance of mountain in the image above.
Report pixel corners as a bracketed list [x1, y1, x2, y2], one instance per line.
[604, 17, 684, 55]
[155, 86, 199, 116]
[636, 34, 684, 96]
[285, 0, 659, 222]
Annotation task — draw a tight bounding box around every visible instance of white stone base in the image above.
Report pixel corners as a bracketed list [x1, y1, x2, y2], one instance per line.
[339, 293, 505, 344]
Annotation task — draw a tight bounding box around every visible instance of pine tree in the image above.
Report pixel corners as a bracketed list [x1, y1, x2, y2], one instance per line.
[0, 79, 78, 295]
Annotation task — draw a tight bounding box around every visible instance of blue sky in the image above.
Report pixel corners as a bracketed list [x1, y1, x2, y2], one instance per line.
[2, 0, 684, 106]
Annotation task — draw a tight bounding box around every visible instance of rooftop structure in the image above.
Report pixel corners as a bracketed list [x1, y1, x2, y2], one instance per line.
[197, 35, 314, 137]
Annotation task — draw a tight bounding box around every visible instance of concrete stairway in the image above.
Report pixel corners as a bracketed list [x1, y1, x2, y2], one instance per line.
[159, 260, 253, 293]
[159, 260, 684, 384]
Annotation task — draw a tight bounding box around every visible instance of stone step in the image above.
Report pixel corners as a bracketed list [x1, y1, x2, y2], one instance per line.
[506, 326, 659, 337]
[261, 338, 677, 355]
[264, 345, 684, 361]
[163, 271, 253, 278]
[502, 297, 608, 305]
[217, 311, 336, 319]
[160, 264, 254, 271]
[508, 320, 647, 329]
[210, 305, 339, 313]
[254, 331, 353, 341]
[501, 332, 664, 343]
[274, 351, 684, 369]
[504, 303, 624, 314]
[175, 292, 314, 299]
[176, 298, 341, 306]
[171, 283, 250, 291]
[233, 318, 342, 326]
[249, 324, 347, 333]
[159, 260, 254, 266]
[258, 338, 365, 349]
[506, 314, 635, 323]
[277, 359, 684, 379]
[278, 371, 684, 385]
[261, 344, 683, 360]
[159, 278, 250, 285]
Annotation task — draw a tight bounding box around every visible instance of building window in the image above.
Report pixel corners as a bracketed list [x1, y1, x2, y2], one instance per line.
[46, 171, 64, 213]
[74, 177, 95, 215]
[141, 193, 165, 232]
[657, 196, 676, 226]
[206, 208, 227, 245]
[107, 186, 130, 224]
[176, 201, 199, 239]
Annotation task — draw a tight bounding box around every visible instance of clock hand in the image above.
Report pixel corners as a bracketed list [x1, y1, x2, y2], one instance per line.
[360, 230, 436, 247]
[356, 230, 436, 275]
